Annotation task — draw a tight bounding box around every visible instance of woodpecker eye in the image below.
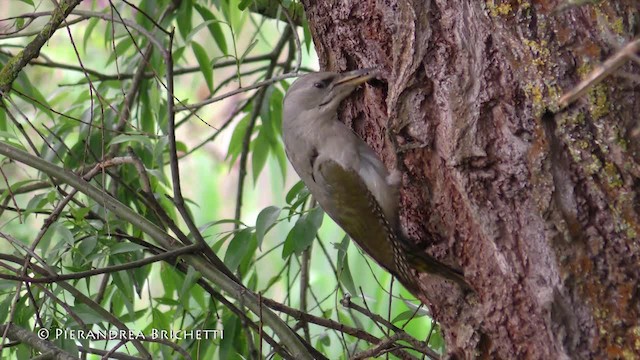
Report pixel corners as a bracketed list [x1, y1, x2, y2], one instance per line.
[313, 78, 332, 89]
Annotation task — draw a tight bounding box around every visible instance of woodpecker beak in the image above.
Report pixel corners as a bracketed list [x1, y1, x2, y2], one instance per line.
[334, 68, 377, 87]
[317, 68, 378, 109]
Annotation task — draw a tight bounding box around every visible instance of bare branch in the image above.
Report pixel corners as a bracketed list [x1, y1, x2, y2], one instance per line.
[558, 37, 640, 109]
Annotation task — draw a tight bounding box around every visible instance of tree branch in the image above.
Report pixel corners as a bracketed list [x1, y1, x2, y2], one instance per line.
[0, 0, 83, 98]
[0, 141, 313, 360]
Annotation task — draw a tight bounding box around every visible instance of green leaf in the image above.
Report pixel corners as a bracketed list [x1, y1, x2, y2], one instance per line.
[268, 86, 284, 137]
[13, 72, 53, 120]
[335, 235, 357, 295]
[83, 18, 99, 52]
[251, 130, 270, 184]
[106, 37, 134, 66]
[0, 106, 6, 131]
[428, 324, 445, 352]
[179, 266, 202, 308]
[107, 134, 153, 150]
[70, 207, 92, 223]
[153, 297, 181, 306]
[160, 263, 179, 297]
[109, 242, 146, 256]
[223, 228, 253, 272]
[238, 0, 252, 10]
[152, 307, 171, 332]
[49, 223, 74, 246]
[400, 299, 431, 317]
[238, 232, 258, 275]
[185, 19, 217, 44]
[226, 113, 251, 164]
[173, 46, 186, 62]
[139, 80, 155, 133]
[77, 235, 98, 259]
[271, 137, 287, 182]
[135, 0, 155, 30]
[119, 309, 148, 323]
[71, 304, 104, 324]
[17, 0, 34, 6]
[302, 16, 313, 53]
[255, 206, 281, 249]
[285, 181, 306, 204]
[176, 0, 194, 40]
[392, 309, 427, 324]
[199, 218, 247, 233]
[194, 4, 228, 54]
[112, 268, 135, 315]
[192, 41, 214, 93]
[220, 313, 242, 359]
[238, 39, 259, 65]
[282, 207, 323, 258]
[0, 296, 12, 323]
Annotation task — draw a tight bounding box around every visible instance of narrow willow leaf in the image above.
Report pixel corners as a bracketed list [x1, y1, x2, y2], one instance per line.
[194, 4, 228, 54]
[226, 113, 251, 164]
[251, 130, 270, 184]
[176, 0, 194, 40]
[108, 134, 153, 150]
[82, 18, 99, 53]
[335, 235, 357, 295]
[192, 41, 214, 93]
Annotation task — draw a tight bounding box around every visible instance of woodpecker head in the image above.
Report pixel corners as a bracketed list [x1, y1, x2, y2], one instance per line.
[283, 69, 376, 122]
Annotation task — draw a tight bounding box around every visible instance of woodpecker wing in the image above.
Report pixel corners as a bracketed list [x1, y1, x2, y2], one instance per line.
[314, 159, 399, 275]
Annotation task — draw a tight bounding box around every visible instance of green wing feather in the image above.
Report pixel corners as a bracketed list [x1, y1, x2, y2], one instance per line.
[315, 159, 398, 275]
[316, 159, 472, 291]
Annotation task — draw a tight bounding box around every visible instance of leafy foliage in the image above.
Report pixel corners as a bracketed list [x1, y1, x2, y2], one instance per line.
[0, 1, 438, 359]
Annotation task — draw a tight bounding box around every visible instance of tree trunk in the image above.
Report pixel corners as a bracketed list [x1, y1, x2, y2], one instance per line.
[301, 0, 640, 358]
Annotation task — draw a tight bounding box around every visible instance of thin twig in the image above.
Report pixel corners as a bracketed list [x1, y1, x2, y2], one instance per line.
[0, 0, 84, 96]
[0, 244, 202, 283]
[558, 37, 640, 109]
[263, 297, 419, 360]
[176, 72, 299, 111]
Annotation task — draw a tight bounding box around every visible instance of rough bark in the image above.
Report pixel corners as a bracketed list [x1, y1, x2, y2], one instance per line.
[301, 0, 640, 358]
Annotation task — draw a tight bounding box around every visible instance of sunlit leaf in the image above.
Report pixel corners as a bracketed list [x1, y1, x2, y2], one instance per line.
[392, 309, 427, 324]
[194, 4, 228, 54]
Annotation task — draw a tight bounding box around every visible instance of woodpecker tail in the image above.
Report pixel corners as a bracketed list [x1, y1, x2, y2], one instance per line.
[398, 232, 473, 291]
